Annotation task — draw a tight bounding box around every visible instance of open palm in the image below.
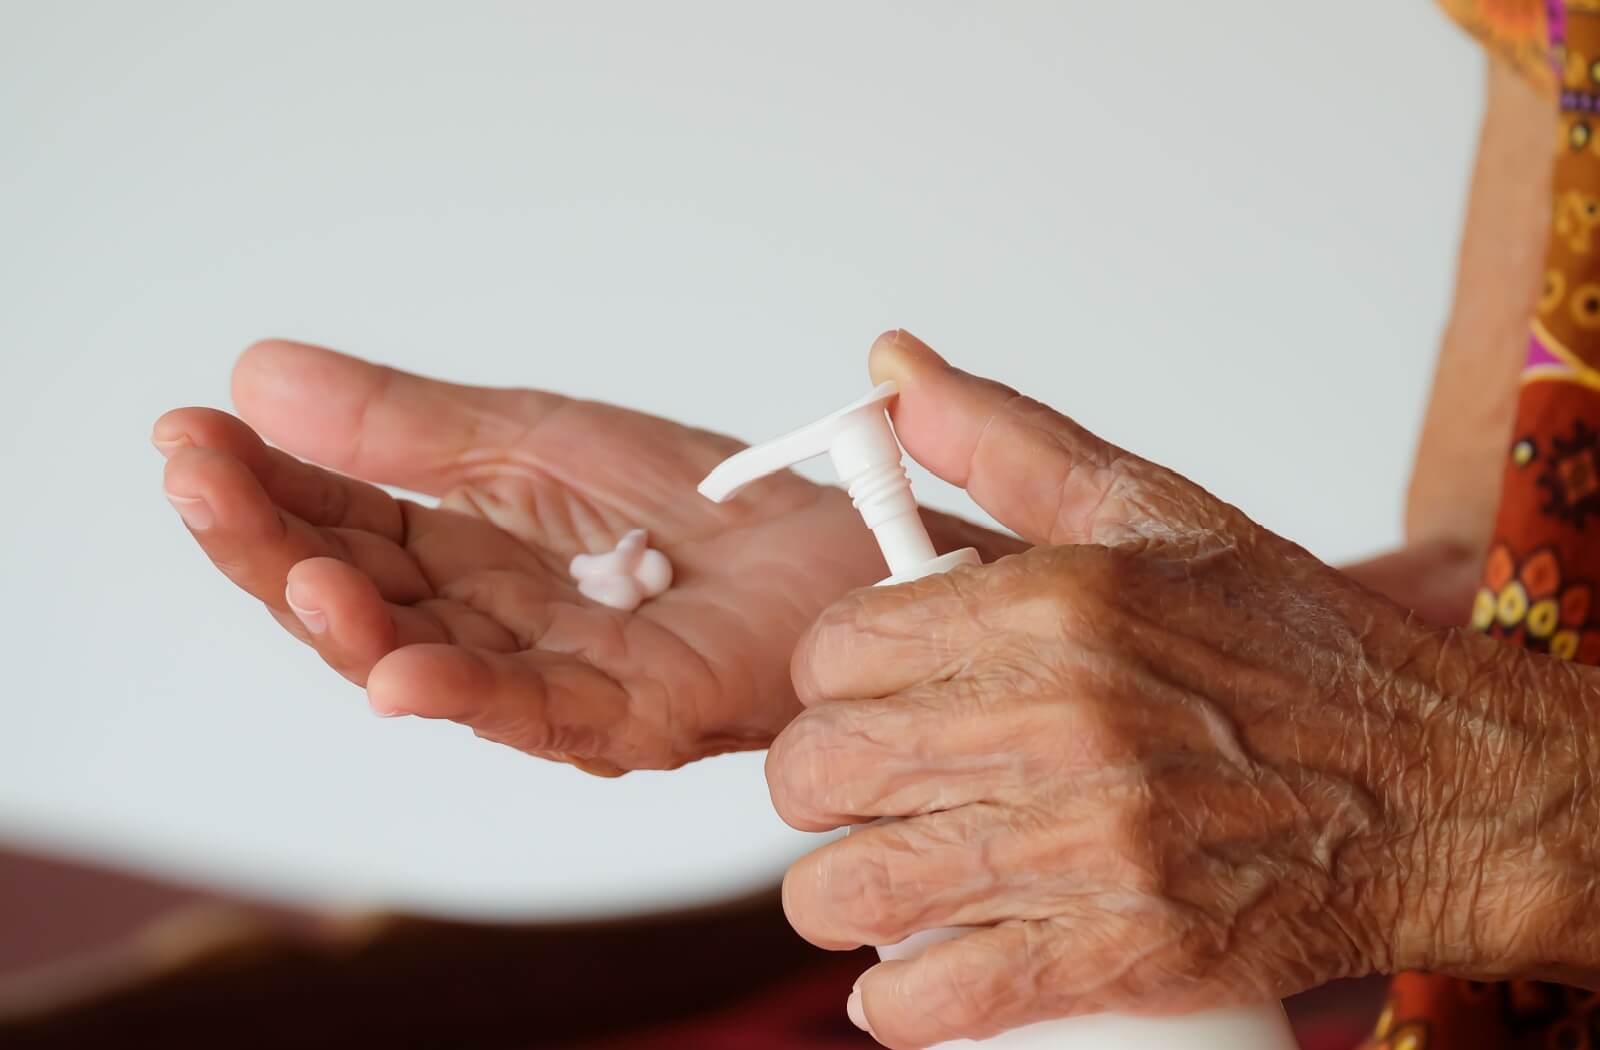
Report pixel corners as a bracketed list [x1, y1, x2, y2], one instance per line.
[155, 341, 1012, 773]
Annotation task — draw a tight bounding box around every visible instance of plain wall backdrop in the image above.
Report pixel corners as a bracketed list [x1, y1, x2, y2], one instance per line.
[0, 1, 1479, 918]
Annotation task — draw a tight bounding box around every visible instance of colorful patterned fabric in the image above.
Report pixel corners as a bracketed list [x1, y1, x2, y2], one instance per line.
[1367, 4, 1600, 1048]
[1438, 0, 1566, 93]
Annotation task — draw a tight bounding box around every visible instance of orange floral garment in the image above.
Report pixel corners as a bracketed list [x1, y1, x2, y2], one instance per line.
[1369, 3, 1600, 1048]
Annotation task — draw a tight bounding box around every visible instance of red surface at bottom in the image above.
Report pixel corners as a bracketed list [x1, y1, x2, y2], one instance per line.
[573, 954, 875, 1049]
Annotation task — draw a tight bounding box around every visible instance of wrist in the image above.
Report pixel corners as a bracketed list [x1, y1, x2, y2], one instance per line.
[1484, 654, 1600, 985]
[1382, 629, 1600, 982]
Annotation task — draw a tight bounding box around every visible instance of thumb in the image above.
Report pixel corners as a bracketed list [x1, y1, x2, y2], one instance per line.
[869, 329, 1225, 547]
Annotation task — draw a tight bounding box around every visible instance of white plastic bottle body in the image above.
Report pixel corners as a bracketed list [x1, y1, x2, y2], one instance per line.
[916, 1005, 1298, 1050]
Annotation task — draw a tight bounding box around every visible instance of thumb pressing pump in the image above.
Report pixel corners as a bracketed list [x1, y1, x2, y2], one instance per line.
[699, 382, 1298, 1050]
[697, 382, 977, 583]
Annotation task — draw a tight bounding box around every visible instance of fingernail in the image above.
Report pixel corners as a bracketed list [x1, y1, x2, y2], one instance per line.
[884, 328, 946, 363]
[369, 699, 411, 719]
[285, 580, 328, 635]
[870, 329, 950, 389]
[847, 986, 869, 1033]
[151, 432, 192, 457]
[166, 493, 214, 531]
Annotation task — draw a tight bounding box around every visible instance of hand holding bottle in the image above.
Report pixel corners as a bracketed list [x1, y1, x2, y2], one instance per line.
[766, 333, 1599, 1048]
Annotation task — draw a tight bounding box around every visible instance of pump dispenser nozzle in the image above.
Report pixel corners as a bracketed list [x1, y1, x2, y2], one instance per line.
[697, 382, 978, 584]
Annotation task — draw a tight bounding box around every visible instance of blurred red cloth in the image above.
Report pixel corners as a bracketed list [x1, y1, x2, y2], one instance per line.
[0, 844, 1381, 1048]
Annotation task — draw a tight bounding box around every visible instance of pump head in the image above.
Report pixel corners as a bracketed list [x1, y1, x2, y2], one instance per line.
[697, 381, 978, 585]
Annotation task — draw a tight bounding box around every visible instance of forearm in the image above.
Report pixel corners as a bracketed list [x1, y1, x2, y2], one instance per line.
[1348, 66, 1594, 979]
[1481, 652, 1600, 988]
[1406, 58, 1552, 553]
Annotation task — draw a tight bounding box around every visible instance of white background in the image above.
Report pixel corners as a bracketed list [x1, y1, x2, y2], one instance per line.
[0, 2, 1479, 919]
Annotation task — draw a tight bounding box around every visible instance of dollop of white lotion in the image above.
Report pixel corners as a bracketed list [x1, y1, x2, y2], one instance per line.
[569, 529, 673, 611]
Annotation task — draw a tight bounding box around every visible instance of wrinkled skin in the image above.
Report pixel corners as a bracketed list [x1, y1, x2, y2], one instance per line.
[154, 339, 1017, 774]
[769, 334, 1600, 1048]
[159, 335, 1600, 1048]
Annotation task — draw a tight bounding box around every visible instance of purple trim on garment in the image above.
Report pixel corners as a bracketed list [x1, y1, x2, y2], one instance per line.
[1562, 89, 1600, 112]
[1528, 330, 1565, 372]
[1551, 0, 1568, 51]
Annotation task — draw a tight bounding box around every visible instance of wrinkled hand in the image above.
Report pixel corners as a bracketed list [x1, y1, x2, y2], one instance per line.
[768, 333, 1592, 1047]
[154, 339, 1015, 773]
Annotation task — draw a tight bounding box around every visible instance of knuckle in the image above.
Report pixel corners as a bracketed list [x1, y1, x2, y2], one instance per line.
[821, 588, 874, 638]
[830, 845, 906, 944]
[189, 407, 240, 446]
[1054, 691, 1134, 766]
[315, 476, 351, 527]
[917, 948, 996, 1039]
[161, 446, 202, 490]
[1165, 916, 1217, 983]
[791, 598, 863, 703]
[1090, 712, 1136, 764]
[1006, 547, 1117, 641]
[321, 529, 357, 564]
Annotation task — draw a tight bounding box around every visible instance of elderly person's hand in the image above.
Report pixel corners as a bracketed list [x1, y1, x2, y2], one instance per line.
[153, 340, 1018, 774]
[769, 333, 1600, 1048]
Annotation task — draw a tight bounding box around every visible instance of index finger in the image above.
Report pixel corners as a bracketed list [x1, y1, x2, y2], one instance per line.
[231, 339, 564, 496]
[791, 561, 998, 705]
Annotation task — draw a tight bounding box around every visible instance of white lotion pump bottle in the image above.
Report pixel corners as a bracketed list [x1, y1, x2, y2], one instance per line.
[699, 383, 1299, 1050]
